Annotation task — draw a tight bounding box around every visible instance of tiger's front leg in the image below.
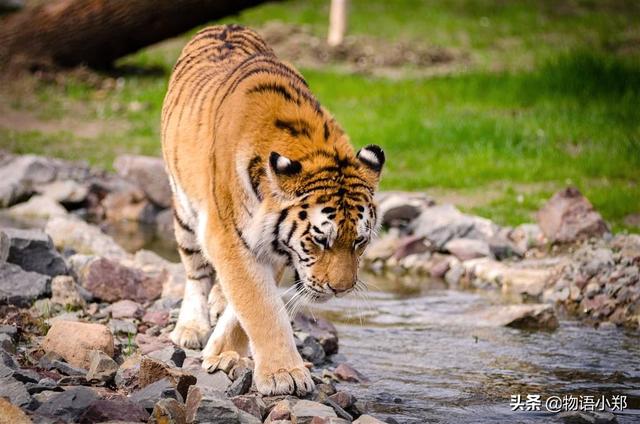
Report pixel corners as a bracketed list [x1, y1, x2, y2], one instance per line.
[202, 233, 314, 396]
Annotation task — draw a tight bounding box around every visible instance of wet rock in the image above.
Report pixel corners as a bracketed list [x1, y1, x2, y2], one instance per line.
[78, 257, 163, 303]
[299, 335, 327, 365]
[109, 299, 144, 319]
[393, 235, 431, 260]
[323, 397, 353, 421]
[536, 187, 609, 243]
[0, 262, 51, 307]
[353, 415, 387, 424]
[226, 368, 253, 397]
[41, 320, 114, 369]
[148, 398, 186, 424]
[231, 395, 267, 420]
[444, 238, 491, 261]
[0, 397, 32, 424]
[293, 313, 339, 356]
[45, 215, 128, 259]
[328, 391, 356, 410]
[291, 400, 337, 424]
[86, 350, 119, 382]
[185, 385, 242, 424]
[557, 410, 617, 424]
[130, 378, 183, 412]
[478, 304, 559, 330]
[334, 363, 369, 383]
[463, 258, 555, 298]
[77, 398, 150, 423]
[113, 155, 172, 209]
[35, 386, 98, 420]
[410, 204, 498, 250]
[50, 275, 86, 308]
[139, 357, 196, 400]
[148, 346, 186, 368]
[0, 376, 37, 409]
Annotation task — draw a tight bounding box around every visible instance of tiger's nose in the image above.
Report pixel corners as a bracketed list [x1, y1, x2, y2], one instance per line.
[328, 281, 355, 294]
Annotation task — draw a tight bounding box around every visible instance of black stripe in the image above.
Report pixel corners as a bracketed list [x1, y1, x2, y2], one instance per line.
[173, 210, 194, 232]
[247, 83, 299, 104]
[286, 221, 298, 244]
[274, 119, 312, 139]
[178, 245, 200, 256]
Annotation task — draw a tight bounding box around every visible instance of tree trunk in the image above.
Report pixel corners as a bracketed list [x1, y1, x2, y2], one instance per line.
[0, 0, 268, 71]
[327, 0, 348, 47]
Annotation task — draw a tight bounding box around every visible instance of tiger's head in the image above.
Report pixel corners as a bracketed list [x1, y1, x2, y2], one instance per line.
[267, 145, 385, 302]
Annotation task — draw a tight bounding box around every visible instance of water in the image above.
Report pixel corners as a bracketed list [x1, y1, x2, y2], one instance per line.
[309, 273, 640, 423]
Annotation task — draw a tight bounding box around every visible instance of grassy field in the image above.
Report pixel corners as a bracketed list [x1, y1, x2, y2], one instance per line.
[1, 0, 639, 231]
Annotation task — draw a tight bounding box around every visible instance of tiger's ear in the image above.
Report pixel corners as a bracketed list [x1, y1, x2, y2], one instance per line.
[268, 152, 302, 198]
[357, 145, 385, 185]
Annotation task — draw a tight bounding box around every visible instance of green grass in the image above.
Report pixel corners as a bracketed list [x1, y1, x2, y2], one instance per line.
[0, 0, 639, 232]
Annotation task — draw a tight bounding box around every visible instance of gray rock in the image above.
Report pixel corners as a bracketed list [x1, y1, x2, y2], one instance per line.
[192, 368, 232, 391]
[48, 359, 88, 377]
[0, 376, 37, 410]
[109, 299, 144, 319]
[536, 187, 609, 243]
[353, 415, 387, 424]
[7, 195, 69, 220]
[376, 191, 434, 228]
[129, 378, 183, 412]
[86, 350, 119, 382]
[292, 400, 337, 424]
[444, 259, 464, 286]
[185, 385, 241, 424]
[299, 335, 326, 365]
[293, 313, 339, 356]
[45, 216, 128, 259]
[26, 378, 61, 394]
[148, 398, 186, 424]
[148, 346, 186, 368]
[334, 363, 369, 383]
[36, 180, 88, 204]
[226, 368, 253, 397]
[0, 333, 15, 353]
[113, 155, 172, 209]
[444, 238, 491, 261]
[230, 395, 266, 420]
[50, 275, 86, 308]
[3, 228, 68, 276]
[77, 398, 150, 423]
[35, 386, 98, 420]
[0, 262, 51, 307]
[410, 204, 498, 249]
[0, 230, 9, 263]
[0, 154, 58, 208]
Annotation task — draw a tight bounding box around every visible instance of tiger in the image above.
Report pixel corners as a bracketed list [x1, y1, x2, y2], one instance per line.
[161, 24, 385, 396]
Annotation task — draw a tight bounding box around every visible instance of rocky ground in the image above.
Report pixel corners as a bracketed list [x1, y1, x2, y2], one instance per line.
[0, 151, 638, 423]
[0, 153, 383, 424]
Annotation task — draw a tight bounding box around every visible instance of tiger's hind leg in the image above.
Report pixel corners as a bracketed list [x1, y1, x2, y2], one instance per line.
[170, 207, 215, 349]
[201, 305, 250, 374]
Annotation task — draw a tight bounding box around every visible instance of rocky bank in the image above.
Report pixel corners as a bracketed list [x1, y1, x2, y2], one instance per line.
[0, 152, 638, 423]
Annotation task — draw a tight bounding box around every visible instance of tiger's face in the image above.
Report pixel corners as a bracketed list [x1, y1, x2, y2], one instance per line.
[268, 145, 385, 302]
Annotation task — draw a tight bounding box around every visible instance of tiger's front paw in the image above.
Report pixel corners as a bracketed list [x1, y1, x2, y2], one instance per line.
[170, 321, 210, 350]
[202, 350, 252, 374]
[254, 363, 314, 396]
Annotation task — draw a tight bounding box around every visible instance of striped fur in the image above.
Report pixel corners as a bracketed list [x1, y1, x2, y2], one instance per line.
[161, 25, 384, 396]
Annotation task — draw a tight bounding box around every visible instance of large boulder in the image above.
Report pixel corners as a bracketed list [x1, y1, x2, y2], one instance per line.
[375, 191, 434, 228]
[3, 228, 68, 277]
[0, 262, 50, 307]
[113, 155, 172, 209]
[45, 215, 128, 259]
[7, 195, 69, 220]
[536, 187, 609, 243]
[41, 321, 115, 369]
